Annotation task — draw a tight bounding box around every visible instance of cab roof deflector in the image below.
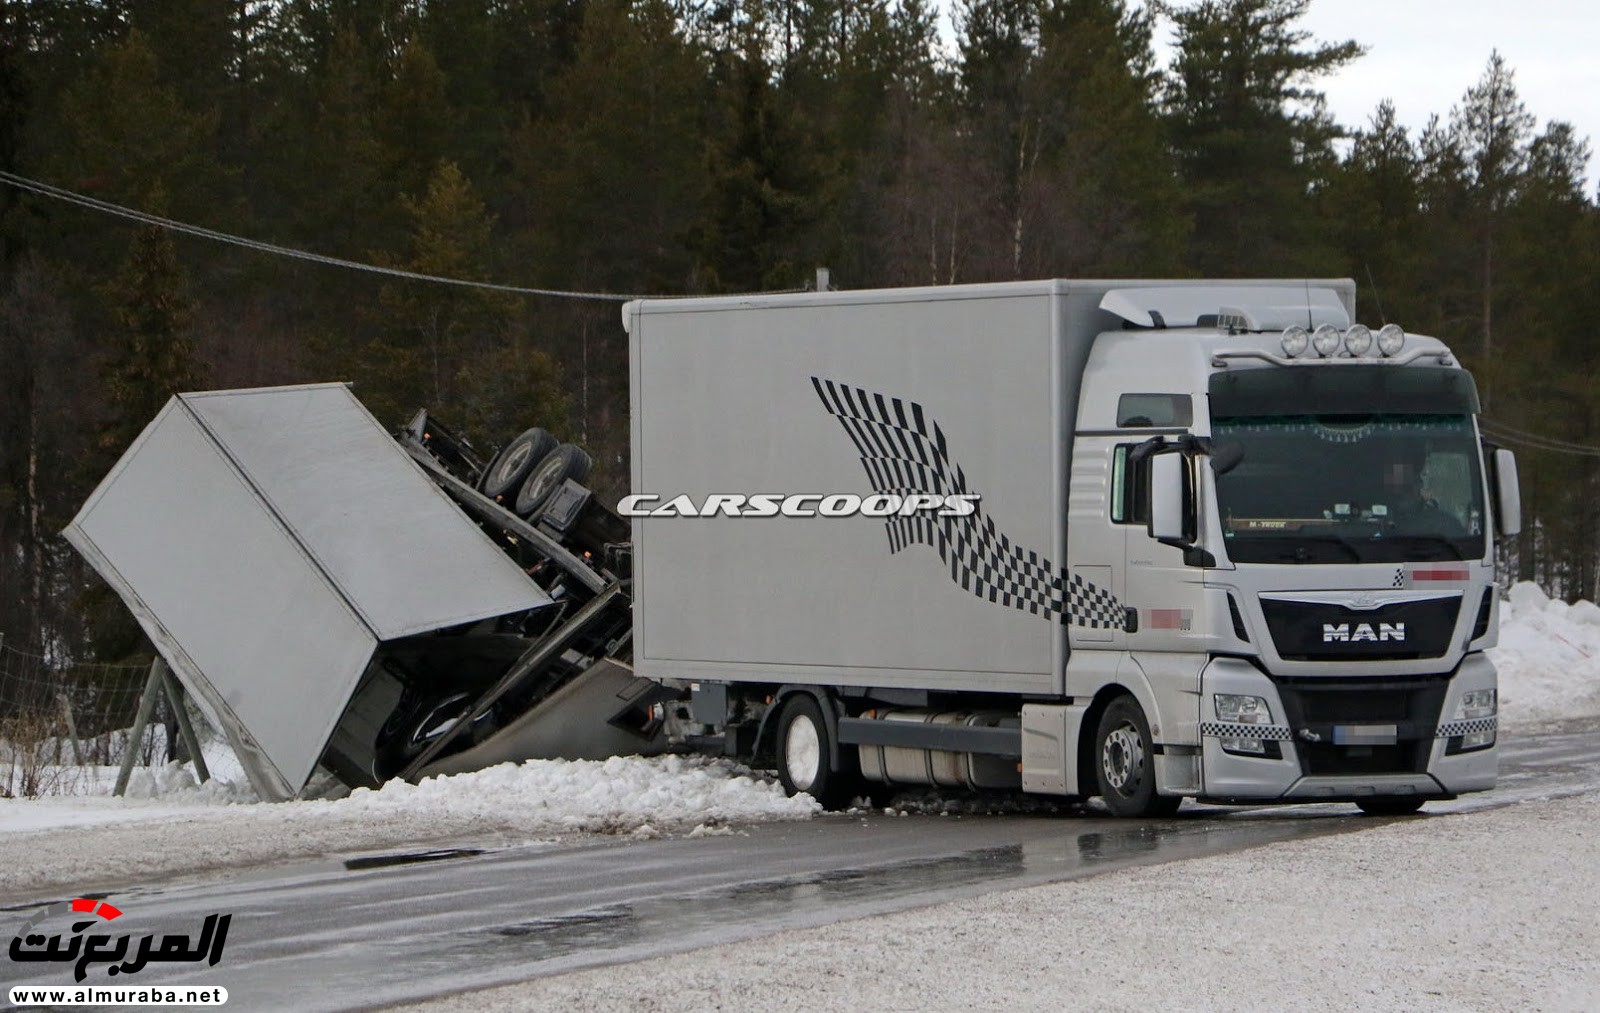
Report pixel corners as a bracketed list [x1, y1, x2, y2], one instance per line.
[1100, 285, 1351, 330]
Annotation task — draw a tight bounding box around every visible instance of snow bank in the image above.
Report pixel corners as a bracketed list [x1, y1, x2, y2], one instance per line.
[1489, 581, 1600, 728]
[0, 755, 815, 901]
[325, 754, 817, 833]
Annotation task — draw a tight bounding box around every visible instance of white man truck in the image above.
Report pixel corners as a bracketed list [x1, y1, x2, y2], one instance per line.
[623, 278, 1521, 816]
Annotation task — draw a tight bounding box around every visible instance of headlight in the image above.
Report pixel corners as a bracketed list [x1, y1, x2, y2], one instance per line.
[1215, 694, 1273, 724]
[1281, 326, 1309, 358]
[1459, 689, 1497, 719]
[1311, 324, 1342, 357]
[1343, 324, 1373, 357]
[1376, 323, 1406, 357]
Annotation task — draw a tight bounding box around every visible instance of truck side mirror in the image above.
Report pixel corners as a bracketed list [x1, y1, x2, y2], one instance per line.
[1149, 452, 1188, 544]
[1493, 447, 1521, 538]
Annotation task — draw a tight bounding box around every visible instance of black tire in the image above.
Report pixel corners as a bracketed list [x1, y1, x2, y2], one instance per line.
[775, 695, 856, 810]
[481, 428, 558, 500]
[1093, 696, 1181, 818]
[514, 443, 593, 518]
[1356, 797, 1426, 816]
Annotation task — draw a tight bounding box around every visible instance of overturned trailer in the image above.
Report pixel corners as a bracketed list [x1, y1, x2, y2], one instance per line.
[64, 383, 665, 801]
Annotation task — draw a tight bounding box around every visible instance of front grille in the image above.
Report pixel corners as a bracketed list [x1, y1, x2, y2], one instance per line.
[1262, 595, 1461, 661]
[1273, 676, 1449, 777]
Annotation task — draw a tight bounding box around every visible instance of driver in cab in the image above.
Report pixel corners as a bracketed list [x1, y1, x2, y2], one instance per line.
[1381, 458, 1465, 536]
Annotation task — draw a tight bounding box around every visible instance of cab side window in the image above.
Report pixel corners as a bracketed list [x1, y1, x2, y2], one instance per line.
[1110, 445, 1151, 525]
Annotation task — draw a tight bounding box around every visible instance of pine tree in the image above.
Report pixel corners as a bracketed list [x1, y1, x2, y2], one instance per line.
[947, 0, 1182, 279]
[1318, 102, 1423, 323]
[1162, 0, 1361, 275]
[98, 220, 204, 463]
[509, 0, 707, 292]
[1450, 51, 1536, 361]
[331, 160, 566, 447]
[695, 20, 826, 292]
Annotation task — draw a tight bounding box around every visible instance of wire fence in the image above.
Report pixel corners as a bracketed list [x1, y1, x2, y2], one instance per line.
[0, 639, 202, 798]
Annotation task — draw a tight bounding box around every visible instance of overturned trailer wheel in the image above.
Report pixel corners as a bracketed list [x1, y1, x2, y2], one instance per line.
[516, 443, 593, 518]
[481, 427, 559, 500]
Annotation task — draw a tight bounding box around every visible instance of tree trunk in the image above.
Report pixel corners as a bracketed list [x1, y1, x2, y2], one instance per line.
[26, 380, 43, 647]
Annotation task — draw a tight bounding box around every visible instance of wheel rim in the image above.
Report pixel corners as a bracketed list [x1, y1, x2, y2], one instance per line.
[492, 442, 532, 486]
[520, 455, 564, 512]
[1101, 721, 1144, 793]
[784, 715, 822, 791]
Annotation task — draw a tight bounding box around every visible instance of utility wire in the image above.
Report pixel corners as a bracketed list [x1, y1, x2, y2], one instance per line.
[1480, 421, 1600, 458]
[1, 169, 727, 303]
[1479, 417, 1600, 453]
[8, 173, 1596, 459]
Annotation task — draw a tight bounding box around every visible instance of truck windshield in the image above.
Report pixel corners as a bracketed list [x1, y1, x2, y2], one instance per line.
[1209, 413, 1486, 564]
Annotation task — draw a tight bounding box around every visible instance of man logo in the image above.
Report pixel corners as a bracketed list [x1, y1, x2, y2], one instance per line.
[1323, 622, 1406, 643]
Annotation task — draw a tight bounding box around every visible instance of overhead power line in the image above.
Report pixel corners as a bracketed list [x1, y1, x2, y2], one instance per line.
[1479, 417, 1600, 453]
[0, 169, 645, 302]
[1480, 420, 1600, 458]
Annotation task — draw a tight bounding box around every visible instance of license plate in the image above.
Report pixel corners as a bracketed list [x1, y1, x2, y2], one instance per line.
[1333, 724, 1398, 745]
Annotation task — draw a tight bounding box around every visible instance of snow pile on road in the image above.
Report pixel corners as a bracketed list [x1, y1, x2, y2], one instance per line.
[122, 760, 257, 803]
[329, 755, 818, 834]
[0, 755, 814, 901]
[1490, 581, 1600, 728]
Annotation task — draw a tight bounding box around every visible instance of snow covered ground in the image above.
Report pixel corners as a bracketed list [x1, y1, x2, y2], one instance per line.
[1, 582, 1596, 906]
[1489, 582, 1600, 729]
[0, 756, 815, 901]
[404, 789, 1600, 1012]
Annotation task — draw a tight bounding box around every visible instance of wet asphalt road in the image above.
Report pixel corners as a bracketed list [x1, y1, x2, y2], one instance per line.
[5, 727, 1598, 1011]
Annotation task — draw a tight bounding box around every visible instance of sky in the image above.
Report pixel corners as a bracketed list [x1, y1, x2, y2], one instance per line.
[1175, 0, 1600, 184]
[935, 1, 1600, 186]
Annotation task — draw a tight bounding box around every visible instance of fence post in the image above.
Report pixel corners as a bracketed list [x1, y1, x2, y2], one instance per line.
[113, 658, 165, 797]
[56, 692, 83, 766]
[157, 662, 209, 784]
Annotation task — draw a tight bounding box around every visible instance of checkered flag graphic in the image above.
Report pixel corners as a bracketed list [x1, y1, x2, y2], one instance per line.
[813, 376, 1124, 628]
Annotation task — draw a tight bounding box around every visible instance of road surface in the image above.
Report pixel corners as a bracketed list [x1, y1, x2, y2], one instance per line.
[4, 727, 1597, 1011]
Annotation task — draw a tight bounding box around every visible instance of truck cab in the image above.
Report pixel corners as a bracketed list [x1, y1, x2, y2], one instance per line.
[1058, 287, 1518, 815]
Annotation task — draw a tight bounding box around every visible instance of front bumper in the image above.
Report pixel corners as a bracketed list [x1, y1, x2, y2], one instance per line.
[1196, 654, 1499, 803]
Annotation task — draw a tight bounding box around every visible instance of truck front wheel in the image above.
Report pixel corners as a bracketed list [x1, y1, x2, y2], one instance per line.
[1094, 696, 1181, 818]
[775, 695, 855, 810]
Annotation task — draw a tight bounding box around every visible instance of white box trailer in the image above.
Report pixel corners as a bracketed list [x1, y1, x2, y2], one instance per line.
[65, 384, 658, 800]
[625, 280, 1521, 815]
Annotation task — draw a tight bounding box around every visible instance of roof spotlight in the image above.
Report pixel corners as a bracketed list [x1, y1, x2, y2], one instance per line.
[1311, 324, 1342, 357]
[1343, 324, 1373, 357]
[1281, 326, 1309, 358]
[1376, 323, 1406, 357]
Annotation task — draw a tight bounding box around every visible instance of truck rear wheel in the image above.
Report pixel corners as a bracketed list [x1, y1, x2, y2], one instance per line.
[1356, 797, 1426, 816]
[1094, 696, 1181, 818]
[775, 695, 855, 810]
[481, 428, 558, 500]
